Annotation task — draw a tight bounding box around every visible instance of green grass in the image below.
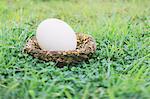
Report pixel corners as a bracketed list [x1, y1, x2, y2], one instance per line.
[0, 0, 150, 99]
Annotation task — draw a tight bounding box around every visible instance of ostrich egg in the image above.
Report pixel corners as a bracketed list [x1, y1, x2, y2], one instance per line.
[36, 18, 77, 51]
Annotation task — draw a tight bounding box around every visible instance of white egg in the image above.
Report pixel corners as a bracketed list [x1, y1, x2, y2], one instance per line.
[36, 18, 77, 51]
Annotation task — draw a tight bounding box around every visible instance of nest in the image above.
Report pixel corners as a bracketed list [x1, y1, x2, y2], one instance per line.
[24, 33, 96, 65]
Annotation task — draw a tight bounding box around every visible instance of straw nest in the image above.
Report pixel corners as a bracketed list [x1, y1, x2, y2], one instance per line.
[24, 33, 96, 65]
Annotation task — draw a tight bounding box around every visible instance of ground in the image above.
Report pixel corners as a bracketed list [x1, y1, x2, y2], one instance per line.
[0, 0, 150, 99]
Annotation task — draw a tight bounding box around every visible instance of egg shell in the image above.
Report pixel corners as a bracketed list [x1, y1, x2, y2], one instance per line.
[36, 18, 77, 51]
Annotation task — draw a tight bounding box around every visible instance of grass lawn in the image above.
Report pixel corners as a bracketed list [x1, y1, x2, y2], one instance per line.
[0, 0, 150, 98]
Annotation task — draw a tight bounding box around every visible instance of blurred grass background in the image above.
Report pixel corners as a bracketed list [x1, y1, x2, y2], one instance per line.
[0, 0, 150, 99]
